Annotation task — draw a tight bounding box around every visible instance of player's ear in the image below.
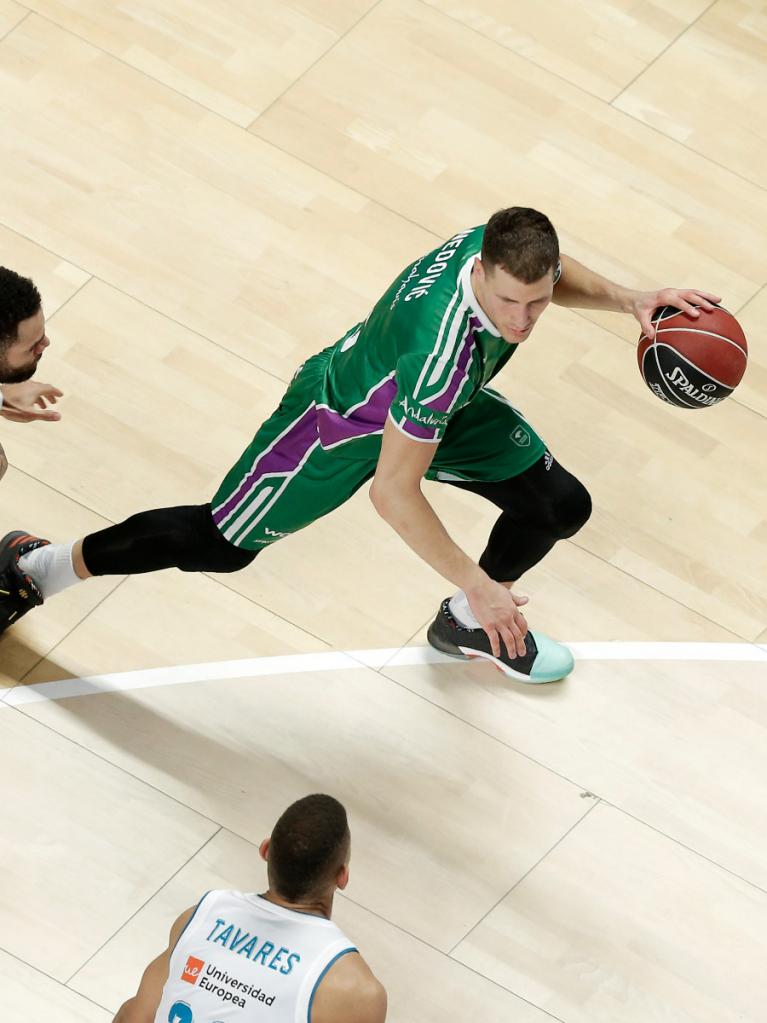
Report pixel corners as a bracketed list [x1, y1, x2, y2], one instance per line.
[259, 838, 270, 862]
[336, 864, 350, 891]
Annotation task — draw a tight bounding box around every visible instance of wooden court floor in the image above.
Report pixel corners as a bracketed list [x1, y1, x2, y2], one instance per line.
[1, 2, 766, 1020]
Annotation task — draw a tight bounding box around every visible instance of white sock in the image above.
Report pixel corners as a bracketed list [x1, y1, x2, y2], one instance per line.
[448, 590, 481, 629]
[17, 541, 81, 600]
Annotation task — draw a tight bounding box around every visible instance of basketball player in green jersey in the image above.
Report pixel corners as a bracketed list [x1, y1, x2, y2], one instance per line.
[0, 209, 719, 680]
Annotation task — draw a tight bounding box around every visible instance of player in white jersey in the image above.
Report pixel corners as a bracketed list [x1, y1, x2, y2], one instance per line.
[113, 795, 386, 1023]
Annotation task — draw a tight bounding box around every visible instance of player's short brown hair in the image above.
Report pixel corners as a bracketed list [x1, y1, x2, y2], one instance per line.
[268, 794, 350, 901]
[481, 207, 559, 283]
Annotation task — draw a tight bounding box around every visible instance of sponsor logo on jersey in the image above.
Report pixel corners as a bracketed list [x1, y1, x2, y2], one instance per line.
[397, 397, 448, 429]
[195, 963, 277, 1010]
[510, 426, 531, 447]
[181, 956, 204, 985]
[251, 527, 290, 545]
[543, 451, 553, 471]
[390, 260, 423, 309]
[665, 366, 721, 405]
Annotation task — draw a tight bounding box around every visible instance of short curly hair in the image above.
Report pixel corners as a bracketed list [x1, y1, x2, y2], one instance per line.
[0, 267, 42, 350]
[268, 794, 350, 901]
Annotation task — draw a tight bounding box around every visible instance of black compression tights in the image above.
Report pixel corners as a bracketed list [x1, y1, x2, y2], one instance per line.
[445, 454, 592, 582]
[80, 455, 590, 581]
[82, 503, 256, 576]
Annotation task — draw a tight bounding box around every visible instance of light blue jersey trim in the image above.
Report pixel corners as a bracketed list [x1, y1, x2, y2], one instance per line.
[307, 946, 357, 1023]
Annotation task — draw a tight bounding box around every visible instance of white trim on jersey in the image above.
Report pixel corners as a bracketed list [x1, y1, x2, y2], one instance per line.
[232, 438, 322, 544]
[316, 370, 396, 421]
[418, 325, 476, 413]
[458, 255, 501, 337]
[388, 408, 442, 443]
[413, 284, 463, 399]
[212, 404, 314, 529]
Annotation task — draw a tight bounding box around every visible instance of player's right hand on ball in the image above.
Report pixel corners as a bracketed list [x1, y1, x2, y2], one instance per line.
[466, 578, 529, 658]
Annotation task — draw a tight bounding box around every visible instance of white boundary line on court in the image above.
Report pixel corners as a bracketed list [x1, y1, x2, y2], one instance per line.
[2, 641, 766, 709]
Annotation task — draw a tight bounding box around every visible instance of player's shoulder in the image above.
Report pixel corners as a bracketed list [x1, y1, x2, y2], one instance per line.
[389, 231, 480, 349]
[171, 904, 199, 940]
[311, 949, 387, 1023]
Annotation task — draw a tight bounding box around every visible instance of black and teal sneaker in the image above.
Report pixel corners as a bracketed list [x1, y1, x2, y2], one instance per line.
[427, 598, 573, 683]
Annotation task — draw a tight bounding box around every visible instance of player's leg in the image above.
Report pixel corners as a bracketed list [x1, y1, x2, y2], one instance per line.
[81, 502, 258, 575]
[0, 506, 255, 630]
[450, 454, 592, 583]
[0, 360, 314, 631]
[0, 502, 260, 633]
[0, 352, 371, 634]
[425, 388, 590, 682]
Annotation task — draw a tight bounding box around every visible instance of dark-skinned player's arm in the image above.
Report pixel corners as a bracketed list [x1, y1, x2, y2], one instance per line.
[553, 253, 721, 339]
[112, 907, 195, 1023]
[369, 415, 529, 659]
[311, 950, 388, 1023]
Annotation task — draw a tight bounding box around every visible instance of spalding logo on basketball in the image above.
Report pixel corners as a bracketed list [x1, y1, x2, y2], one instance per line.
[637, 305, 748, 409]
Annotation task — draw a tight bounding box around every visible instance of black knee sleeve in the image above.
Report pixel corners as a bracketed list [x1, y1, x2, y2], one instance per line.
[445, 454, 591, 582]
[448, 455, 591, 536]
[82, 503, 257, 576]
[177, 504, 258, 573]
[537, 465, 592, 539]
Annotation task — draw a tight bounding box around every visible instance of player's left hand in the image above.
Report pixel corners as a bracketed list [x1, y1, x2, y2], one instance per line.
[0, 381, 63, 423]
[631, 288, 722, 340]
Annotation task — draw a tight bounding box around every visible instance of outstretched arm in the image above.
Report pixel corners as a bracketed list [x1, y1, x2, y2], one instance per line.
[553, 253, 721, 338]
[370, 416, 529, 659]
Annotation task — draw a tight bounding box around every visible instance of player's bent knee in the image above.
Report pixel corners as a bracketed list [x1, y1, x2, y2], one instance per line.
[519, 459, 592, 539]
[554, 476, 592, 539]
[182, 536, 257, 573]
[176, 504, 258, 573]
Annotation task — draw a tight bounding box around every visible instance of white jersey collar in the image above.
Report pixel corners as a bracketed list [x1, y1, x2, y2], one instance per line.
[459, 254, 501, 337]
[252, 893, 335, 925]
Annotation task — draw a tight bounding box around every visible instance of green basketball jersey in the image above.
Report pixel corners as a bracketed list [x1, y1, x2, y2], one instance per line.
[316, 224, 521, 459]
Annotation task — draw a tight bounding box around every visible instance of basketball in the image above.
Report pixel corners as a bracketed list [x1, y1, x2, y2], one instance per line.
[637, 305, 748, 409]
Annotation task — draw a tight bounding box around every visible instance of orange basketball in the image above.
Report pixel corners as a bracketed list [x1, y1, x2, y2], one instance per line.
[637, 305, 748, 409]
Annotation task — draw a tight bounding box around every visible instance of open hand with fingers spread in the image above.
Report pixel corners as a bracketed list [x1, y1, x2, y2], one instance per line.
[0, 381, 63, 423]
[631, 287, 721, 340]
